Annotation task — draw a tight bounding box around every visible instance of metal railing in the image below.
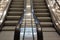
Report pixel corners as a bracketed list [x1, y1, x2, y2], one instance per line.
[46, 0, 60, 34]
[0, 0, 8, 19]
[0, 0, 11, 25]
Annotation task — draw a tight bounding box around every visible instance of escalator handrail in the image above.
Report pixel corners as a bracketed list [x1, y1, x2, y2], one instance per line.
[0, 0, 12, 25]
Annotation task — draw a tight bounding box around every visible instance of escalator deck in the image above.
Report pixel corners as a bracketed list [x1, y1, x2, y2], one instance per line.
[0, 0, 60, 40]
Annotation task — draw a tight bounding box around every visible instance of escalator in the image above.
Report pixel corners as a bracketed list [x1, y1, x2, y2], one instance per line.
[0, 0, 60, 40]
[33, 0, 60, 40]
[2, 0, 24, 31]
[0, 0, 24, 40]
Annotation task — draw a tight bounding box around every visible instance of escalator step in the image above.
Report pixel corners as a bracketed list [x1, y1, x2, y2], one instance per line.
[40, 22, 53, 27]
[35, 13, 49, 17]
[6, 16, 21, 20]
[33, 0, 45, 3]
[34, 6, 47, 9]
[2, 26, 15, 31]
[9, 8, 23, 11]
[38, 17, 51, 22]
[4, 21, 18, 26]
[11, 2, 24, 5]
[42, 27, 56, 32]
[8, 12, 23, 16]
[34, 9, 49, 13]
[33, 3, 46, 5]
[10, 5, 24, 8]
[12, 0, 24, 2]
[33, 3, 46, 6]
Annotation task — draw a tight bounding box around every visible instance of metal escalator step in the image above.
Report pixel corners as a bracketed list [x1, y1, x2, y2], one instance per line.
[12, 1, 24, 3]
[2, 26, 15, 31]
[33, 0, 44, 1]
[4, 21, 18, 26]
[33, 3, 45, 5]
[38, 17, 51, 22]
[33, 1, 44, 3]
[40, 22, 53, 27]
[11, 2, 24, 5]
[33, 3, 46, 6]
[43, 32, 60, 40]
[11, 2, 23, 5]
[42, 27, 56, 32]
[4, 21, 18, 23]
[34, 9, 49, 13]
[34, 6, 47, 9]
[9, 8, 23, 11]
[35, 13, 49, 17]
[12, 0, 24, 2]
[10, 5, 24, 8]
[33, 0, 45, 3]
[0, 31, 14, 40]
[6, 16, 21, 20]
[8, 12, 23, 16]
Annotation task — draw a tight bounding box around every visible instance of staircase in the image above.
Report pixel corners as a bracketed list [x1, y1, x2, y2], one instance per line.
[33, 0, 60, 40]
[2, 0, 24, 31]
[0, 0, 24, 40]
[0, 0, 60, 40]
